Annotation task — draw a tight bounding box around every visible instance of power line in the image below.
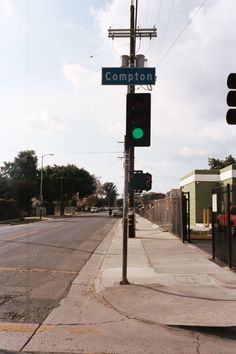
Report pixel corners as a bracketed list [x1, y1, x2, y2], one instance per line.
[52, 150, 122, 155]
[154, 0, 163, 27]
[157, 0, 175, 57]
[0, 146, 122, 155]
[157, 0, 209, 67]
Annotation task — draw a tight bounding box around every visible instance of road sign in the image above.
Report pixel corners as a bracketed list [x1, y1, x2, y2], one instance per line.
[102, 67, 156, 85]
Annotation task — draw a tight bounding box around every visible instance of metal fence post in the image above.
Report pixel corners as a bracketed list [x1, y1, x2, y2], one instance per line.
[227, 184, 232, 268]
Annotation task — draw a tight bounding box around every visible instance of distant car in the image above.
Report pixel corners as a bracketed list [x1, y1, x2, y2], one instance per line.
[91, 207, 98, 213]
[112, 208, 123, 217]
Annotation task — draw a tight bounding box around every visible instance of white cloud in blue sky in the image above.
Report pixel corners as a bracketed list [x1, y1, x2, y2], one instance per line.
[1, 0, 14, 17]
[0, 0, 236, 195]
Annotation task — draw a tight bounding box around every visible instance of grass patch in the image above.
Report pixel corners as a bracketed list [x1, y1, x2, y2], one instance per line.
[0, 218, 40, 226]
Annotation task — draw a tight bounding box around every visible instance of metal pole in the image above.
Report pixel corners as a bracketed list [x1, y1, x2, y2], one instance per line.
[60, 177, 64, 216]
[121, 1, 136, 283]
[187, 192, 191, 242]
[39, 156, 43, 220]
[128, 1, 136, 238]
[227, 184, 232, 268]
[121, 146, 129, 284]
[108, 1, 156, 283]
[211, 190, 216, 260]
[39, 153, 54, 220]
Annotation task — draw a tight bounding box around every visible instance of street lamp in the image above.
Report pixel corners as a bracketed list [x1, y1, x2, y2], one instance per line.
[40, 153, 54, 220]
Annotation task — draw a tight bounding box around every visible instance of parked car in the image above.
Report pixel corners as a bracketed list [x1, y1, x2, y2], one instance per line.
[112, 208, 123, 217]
[91, 207, 98, 213]
[217, 205, 236, 235]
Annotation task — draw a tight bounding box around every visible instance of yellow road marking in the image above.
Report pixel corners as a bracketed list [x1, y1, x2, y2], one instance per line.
[0, 323, 38, 333]
[38, 325, 54, 333]
[0, 223, 62, 243]
[0, 267, 76, 274]
[0, 231, 38, 242]
[38, 325, 101, 335]
[69, 327, 101, 335]
[0, 323, 101, 335]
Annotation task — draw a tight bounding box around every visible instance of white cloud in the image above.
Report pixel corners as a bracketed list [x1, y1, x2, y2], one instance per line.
[90, 1, 129, 39]
[175, 146, 207, 158]
[81, 0, 236, 189]
[62, 63, 99, 91]
[62, 62, 126, 137]
[41, 110, 66, 132]
[2, 0, 236, 195]
[1, 0, 13, 17]
[21, 110, 67, 133]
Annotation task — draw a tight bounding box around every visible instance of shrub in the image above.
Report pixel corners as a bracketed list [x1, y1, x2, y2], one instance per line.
[0, 199, 19, 221]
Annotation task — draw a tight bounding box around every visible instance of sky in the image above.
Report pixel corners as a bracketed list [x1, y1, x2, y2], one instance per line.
[0, 0, 236, 196]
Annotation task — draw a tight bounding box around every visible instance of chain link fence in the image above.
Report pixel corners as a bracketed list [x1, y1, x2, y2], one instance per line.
[143, 190, 189, 240]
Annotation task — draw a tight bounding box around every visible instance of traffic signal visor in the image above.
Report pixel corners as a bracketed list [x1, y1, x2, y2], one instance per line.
[227, 73, 236, 89]
[227, 91, 236, 107]
[226, 73, 236, 124]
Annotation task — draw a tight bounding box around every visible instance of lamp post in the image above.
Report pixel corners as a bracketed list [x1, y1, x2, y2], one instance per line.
[39, 153, 54, 220]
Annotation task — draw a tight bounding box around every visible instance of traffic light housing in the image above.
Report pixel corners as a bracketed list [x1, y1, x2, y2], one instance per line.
[226, 73, 236, 124]
[131, 170, 152, 192]
[126, 93, 151, 147]
[144, 173, 152, 191]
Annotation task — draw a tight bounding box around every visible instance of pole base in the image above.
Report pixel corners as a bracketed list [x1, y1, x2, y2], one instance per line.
[120, 278, 130, 285]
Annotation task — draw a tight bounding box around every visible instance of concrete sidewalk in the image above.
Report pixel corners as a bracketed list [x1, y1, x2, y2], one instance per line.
[97, 215, 236, 327]
[2, 215, 236, 353]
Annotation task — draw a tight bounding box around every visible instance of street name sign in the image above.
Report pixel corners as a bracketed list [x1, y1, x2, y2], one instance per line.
[102, 67, 156, 85]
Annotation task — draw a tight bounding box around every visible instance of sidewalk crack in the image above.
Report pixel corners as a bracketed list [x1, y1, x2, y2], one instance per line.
[19, 323, 41, 352]
[196, 334, 201, 354]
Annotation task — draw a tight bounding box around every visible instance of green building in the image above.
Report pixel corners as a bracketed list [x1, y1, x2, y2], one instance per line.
[180, 164, 236, 225]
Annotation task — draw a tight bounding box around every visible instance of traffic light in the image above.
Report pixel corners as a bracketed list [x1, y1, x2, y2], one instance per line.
[226, 73, 236, 124]
[131, 170, 152, 192]
[144, 173, 152, 191]
[126, 93, 151, 147]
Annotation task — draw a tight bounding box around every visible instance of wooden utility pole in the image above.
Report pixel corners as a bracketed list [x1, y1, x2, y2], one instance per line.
[108, 1, 156, 284]
[128, 1, 136, 239]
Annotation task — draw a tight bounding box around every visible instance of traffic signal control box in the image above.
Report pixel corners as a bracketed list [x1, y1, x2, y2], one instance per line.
[126, 93, 151, 147]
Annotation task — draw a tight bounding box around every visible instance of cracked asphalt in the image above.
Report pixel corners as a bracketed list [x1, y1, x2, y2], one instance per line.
[1, 215, 236, 353]
[0, 215, 116, 324]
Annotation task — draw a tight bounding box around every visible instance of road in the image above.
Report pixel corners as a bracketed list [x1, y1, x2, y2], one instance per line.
[0, 214, 117, 324]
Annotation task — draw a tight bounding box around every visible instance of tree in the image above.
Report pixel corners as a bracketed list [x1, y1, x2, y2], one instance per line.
[208, 155, 236, 170]
[140, 192, 166, 207]
[0, 150, 38, 215]
[13, 180, 35, 214]
[102, 182, 118, 207]
[42, 164, 97, 215]
[0, 175, 11, 199]
[1, 150, 38, 180]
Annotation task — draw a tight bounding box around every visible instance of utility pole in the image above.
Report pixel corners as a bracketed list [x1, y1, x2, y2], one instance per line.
[120, 1, 135, 284]
[128, 1, 136, 239]
[121, 145, 129, 284]
[107, 1, 156, 284]
[39, 153, 54, 220]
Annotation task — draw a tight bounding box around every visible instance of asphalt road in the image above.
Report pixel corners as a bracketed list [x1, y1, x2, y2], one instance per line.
[0, 214, 117, 324]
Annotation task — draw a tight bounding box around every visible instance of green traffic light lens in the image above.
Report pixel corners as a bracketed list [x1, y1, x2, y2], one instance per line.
[132, 127, 144, 139]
